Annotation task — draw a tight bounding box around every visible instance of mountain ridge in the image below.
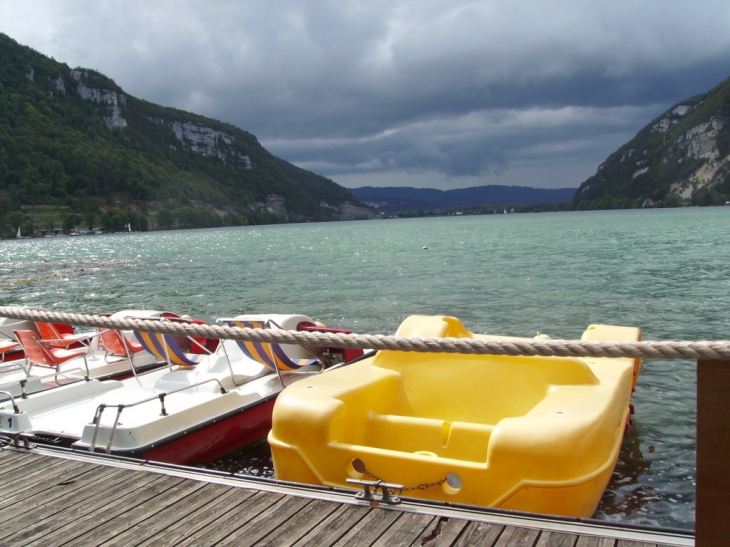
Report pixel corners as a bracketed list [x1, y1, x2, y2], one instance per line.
[572, 75, 730, 208]
[0, 33, 374, 235]
[351, 185, 576, 213]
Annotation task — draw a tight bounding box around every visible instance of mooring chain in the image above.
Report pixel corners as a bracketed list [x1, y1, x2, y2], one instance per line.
[358, 461, 446, 494]
[2, 306, 730, 360]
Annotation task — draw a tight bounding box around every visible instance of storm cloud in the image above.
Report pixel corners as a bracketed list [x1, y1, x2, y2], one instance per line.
[2, 0, 729, 189]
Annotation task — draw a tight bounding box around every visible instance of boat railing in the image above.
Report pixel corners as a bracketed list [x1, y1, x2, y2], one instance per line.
[0, 391, 22, 415]
[88, 377, 228, 455]
[0, 360, 29, 374]
[0, 367, 90, 400]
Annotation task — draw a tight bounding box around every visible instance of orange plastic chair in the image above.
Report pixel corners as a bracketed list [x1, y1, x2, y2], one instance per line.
[0, 339, 21, 363]
[34, 322, 88, 349]
[99, 329, 146, 367]
[13, 329, 89, 378]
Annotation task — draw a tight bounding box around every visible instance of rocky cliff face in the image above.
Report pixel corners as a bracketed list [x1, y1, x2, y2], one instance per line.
[0, 32, 367, 221]
[574, 76, 730, 207]
[72, 70, 128, 129]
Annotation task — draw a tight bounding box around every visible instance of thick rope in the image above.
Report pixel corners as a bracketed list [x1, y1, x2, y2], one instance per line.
[2, 306, 730, 360]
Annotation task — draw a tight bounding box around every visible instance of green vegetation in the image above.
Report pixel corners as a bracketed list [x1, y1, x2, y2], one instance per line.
[572, 75, 730, 209]
[0, 33, 368, 238]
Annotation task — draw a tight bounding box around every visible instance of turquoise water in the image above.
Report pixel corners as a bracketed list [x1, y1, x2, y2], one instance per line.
[4, 207, 729, 529]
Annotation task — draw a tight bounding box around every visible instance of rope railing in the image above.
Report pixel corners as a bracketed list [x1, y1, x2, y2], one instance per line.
[2, 306, 730, 361]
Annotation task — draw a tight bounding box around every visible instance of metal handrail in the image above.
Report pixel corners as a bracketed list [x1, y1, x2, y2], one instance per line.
[88, 377, 229, 454]
[0, 367, 90, 400]
[0, 391, 21, 414]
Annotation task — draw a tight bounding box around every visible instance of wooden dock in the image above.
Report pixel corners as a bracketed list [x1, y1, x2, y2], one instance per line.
[0, 446, 692, 547]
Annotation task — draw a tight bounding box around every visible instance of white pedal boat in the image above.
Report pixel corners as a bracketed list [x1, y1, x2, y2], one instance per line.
[0, 314, 350, 464]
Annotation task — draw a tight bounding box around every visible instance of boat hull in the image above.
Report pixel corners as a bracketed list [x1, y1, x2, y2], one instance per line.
[140, 396, 276, 464]
[269, 315, 641, 518]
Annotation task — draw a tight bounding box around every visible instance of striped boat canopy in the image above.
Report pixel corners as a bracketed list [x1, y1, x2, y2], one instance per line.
[133, 330, 206, 367]
[223, 320, 318, 371]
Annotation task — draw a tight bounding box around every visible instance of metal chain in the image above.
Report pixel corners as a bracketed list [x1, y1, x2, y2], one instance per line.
[359, 461, 446, 493]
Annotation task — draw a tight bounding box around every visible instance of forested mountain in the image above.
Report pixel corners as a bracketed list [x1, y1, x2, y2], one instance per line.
[572, 76, 730, 209]
[0, 33, 372, 236]
[351, 185, 576, 213]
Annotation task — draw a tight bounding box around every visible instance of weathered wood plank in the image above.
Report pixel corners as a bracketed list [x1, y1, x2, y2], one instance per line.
[0, 448, 31, 466]
[575, 536, 615, 547]
[332, 506, 403, 546]
[452, 522, 504, 547]
[0, 451, 686, 547]
[255, 498, 343, 547]
[92, 482, 237, 546]
[134, 485, 259, 547]
[494, 526, 540, 547]
[417, 516, 471, 547]
[535, 531, 578, 547]
[63, 477, 208, 546]
[173, 490, 286, 547]
[0, 458, 90, 503]
[215, 494, 315, 547]
[0, 465, 129, 524]
[371, 511, 436, 547]
[0, 450, 73, 483]
[0, 470, 169, 545]
[20, 474, 186, 546]
[291, 503, 372, 547]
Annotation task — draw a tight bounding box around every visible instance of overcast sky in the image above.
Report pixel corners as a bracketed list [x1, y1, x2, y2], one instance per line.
[2, 1, 729, 190]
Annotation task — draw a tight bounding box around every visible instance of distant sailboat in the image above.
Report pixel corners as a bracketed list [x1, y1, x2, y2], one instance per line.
[16, 226, 21, 238]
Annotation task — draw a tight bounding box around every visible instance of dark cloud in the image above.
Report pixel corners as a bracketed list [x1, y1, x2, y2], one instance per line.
[2, 0, 729, 189]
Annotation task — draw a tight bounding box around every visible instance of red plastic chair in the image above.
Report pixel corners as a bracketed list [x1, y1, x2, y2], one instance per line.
[13, 329, 89, 378]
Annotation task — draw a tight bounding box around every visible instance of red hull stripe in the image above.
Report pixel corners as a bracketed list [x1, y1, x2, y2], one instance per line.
[141, 397, 277, 464]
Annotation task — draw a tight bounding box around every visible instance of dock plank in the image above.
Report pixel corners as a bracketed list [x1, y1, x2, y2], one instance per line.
[452, 521, 505, 547]
[216, 493, 316, 547]
[371, 511, 436, 547]
[0, 450, 692, 547]
[336, 506, 406, 546]
[0, 458, 90, 505]
[134, 485, 260, 547]
[0, 470, 164, 545]
[0, 450, 74, 485]
[535, 531, 579, 547]
[0, 448, 33, 467]
[63, 476, 208, 547]
[256, 498, 343, 547]
[173, 490, 286, 547]
[0, 465, 131, 525]
[575, 537, 616, 546]
[291, 503, 372, 547]
[494, 526, 540, 547]
[418, 516, 471, 546]
[22, 474, 186, 546]
[94, 482, 237, 546]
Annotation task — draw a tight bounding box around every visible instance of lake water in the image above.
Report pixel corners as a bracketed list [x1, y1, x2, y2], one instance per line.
[4, 207, 729, 530]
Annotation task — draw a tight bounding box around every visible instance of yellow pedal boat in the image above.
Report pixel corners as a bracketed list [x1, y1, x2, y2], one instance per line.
[268, 315, 641, 518]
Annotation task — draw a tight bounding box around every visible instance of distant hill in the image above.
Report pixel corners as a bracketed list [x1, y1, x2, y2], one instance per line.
[351, 185, 577, 213]
[0, 33, 373, 236]
[573, 75, 730, 209]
